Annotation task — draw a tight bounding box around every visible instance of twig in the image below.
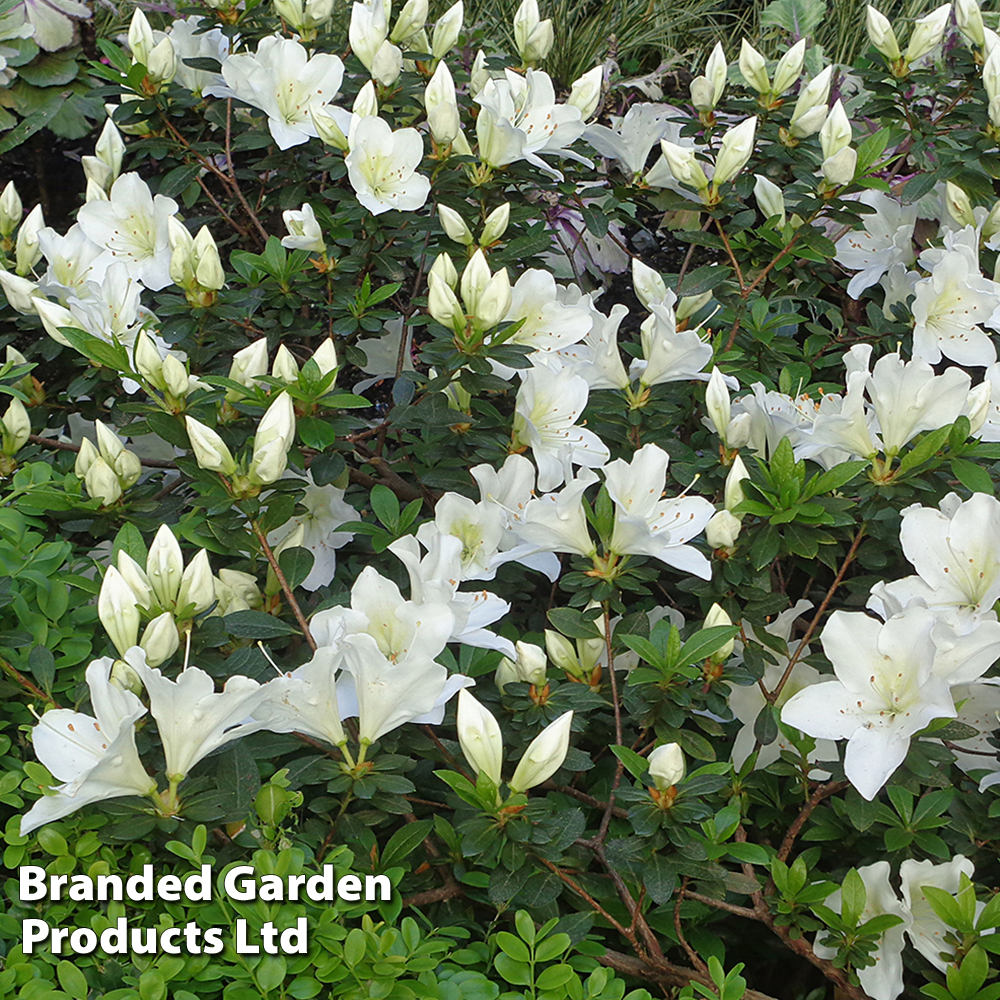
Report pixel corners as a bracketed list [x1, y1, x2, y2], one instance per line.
[1, 657, 60, 707]
[675, 877, 709, 974]
[225, 99, 270, 244]
[29, 434, 178, 469]
[778, 781, 848, 862]
[250, 519, 316, 651]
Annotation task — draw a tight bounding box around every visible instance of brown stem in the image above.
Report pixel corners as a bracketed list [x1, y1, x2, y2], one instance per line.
[675, 877, 709, 974]
[1, 657, 60, 707]
[225, 99, 270, 245]
[536, 856, 633, 940]
[778, 781, 849, 863]
[250, 519, 316, 651]
[542, 781, 629, 818]
[598, 606, 625, 845]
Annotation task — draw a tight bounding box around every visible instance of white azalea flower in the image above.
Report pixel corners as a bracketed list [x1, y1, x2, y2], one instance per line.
[781, 606, 958, 799]
[632, 300, 714, 388]
[503, 269, 594, 354]
[900, 857, 980, 971]
[345, 116, 431, 216]
[813, 861, 911, 1000]
[834, 191, 918, 299]
[582, 103, 679, 181]
[207, 35, 345, 150]
[512, 363, 610, 491]
[20, 656, 156, 835]
[512, 467, 599, 558]
[75, 173, 177, 291]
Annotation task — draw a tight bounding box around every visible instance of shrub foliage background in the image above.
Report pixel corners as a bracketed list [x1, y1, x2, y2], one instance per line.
[2, 0, 1000, 998]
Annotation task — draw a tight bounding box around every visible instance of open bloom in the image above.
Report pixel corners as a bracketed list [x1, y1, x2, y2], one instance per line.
[900, 856, 978, 971]
[20, 657, 157, 835]
[207, 35, 345, 150]
[345, 116, 431, 216]
[781, 606, 958, 799]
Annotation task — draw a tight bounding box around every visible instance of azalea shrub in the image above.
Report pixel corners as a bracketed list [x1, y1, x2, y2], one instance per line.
[5, 0, 1000, 998]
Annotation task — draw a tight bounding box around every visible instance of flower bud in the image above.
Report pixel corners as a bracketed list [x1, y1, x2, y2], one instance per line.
[738, 39, 769, 93]
[228, 339, 269, 398]
[128, 8, 155, 67]
[0, 181, 22, 237]
[480, 203, 510, 246]
[691, 41, 726, 112]
[248, 391, 296, 486]
[147, 523, 184, 610]
[457, 689, 504, 785]
[116, 551, 153, 610]
[146, 37, 177, 87]
[495, 657, 519, 693]
[567, 65, 602, 120]
[0, 397, 29, 456]
[439, 204, 474, 245]
[354, 80, 379, 118]
[966, 380, 991, 436]
[726, 412, 752, 450]
[474, 268, 512, 330]
[272, 344, 300, 384]
[310, 105, 350, 151]
[632, 258, 669, 309]
[820, 100, 851, 159]
[725, 454, 749, 512]
[754, 174, 786, 225]
[371, 40, 403, 87]
[391, 0, 429, 42]
[84, 455, 122, 505]
[460, 248, 491, 313]
[821, 146, 857, 187]
[431, 1, 463, 59]
[428, 271, 466, 331]
[713, 116, 756, 187]
[312, 338, 339, 377]
[193, 227, 224, 291]
[85, 178, 110, 203]
[706, 508, 742, 549]
[139, 612, 180, 667]
[161, 354, 192, 399]
[866, 5, 901, 61]
[111, 657, 145, 695]
[945, 181, 976, 227]
[705, 368, 731, 442]
[74, 437, 98, 479]
[428, 102, 460, 144]
[470, 49, 489, 97]
[185, 416, 237, 475]
[772, 38, 806, 95]
[956, 0, 985, 48]
[513, 640, 547, 685]
[677, 291, 712, 322]
[430, 252, 459, 288]
[905, 2, 951, 62]
[99, 566, 141, 656]
[660, 140, 709, 192]
[15, 204, 44, 277]
[219, 569, 262, 610]
[648, 742, 685, 789]
[509, 710, 573, 792]
[33, 296, 75, 343]
[545, 630, 578, 674]
[350, 0, 389, 70]
[703, 603, 735, 663]
[177, 548, 215, 615]
[790, 66, 832, 140]
[513, 0, 552, 65]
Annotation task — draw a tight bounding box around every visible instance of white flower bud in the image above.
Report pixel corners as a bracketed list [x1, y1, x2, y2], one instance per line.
[85, 455, 123, 506]
[457, 689, 504, 785]
[248, 391, 296, 486]
[966, 380, 991, 436]
[754, 174, 786, 225]
[513, 0, 552, 65]
[703, 603, 735, 663]
[354, 80, 379, 118]
[311, 338, 339, 377]
[514, 640, 547, 685]
[470, 49, 489, 97]
[713, 116, 756, 187]
[99, 566, 141, 656]
[725, 454, 749, 512]
[439, 204, 474, 245]
[391, 0, 429, 42]
[15, 204, 44, 277]
[495, 657, 519, 693]
[648, 742, 685, 789]
[0, 397, 29, 456]
[772, 38, 806, 95]
[821, 146, 857, 187]
[567, 65, 602, 120]
[509, 710, 573, 792]
[706, 509, 742, 549]
[866, 5, 901, 61]
[147, 524, 185, 610]
[480, 203, 510, 246]
[945, 181, 976, 227]
[677, 291, 712, 322]
[219, 569, 262, 609]
[177, 549, 215, 615]
[272, 344, 300, 384]
[228, 338, 269, 398]
[33, 296, 75, 343]
[660, 140, 710, 192]
[545, 630, 578, 674]
[738, 39, 769, 93]
[128, 8, 155, 67]
[84, 179, 110, 203]
[133, 331, 165, 389]
[74, 437, 98, 479]
[370, 40, 403, 87]
[0, 182, 22, 237]
[705, 368, 731, 441]
[430, 252, 459, 289]
[116, 551, 153, 610]
[185, 416, 237, 476]
[428, 102, 461, 144]
[474, 269, 512, 330]
[428, 271, 466, 331]
[193, 227, 224, 291]
[790, 65, 832, 138]
[431, 1, 463, 59]
[146, 37, 177, 87]
[460, 248, 491, 313]
[632, 259, 669, 309]
[310, 106, 350, 151]
[956, 0, 985, 48]
[820, 100, 851, 159]
[905, 2, 951, 63]
[691, 41, 726, 111]
[139, 612, 180, 667]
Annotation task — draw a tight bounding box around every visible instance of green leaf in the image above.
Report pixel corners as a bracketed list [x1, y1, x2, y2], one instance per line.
[381, 819, 433, 868]
[223, 610, 299, 639]
[495, 931, 531, 963]
[278, 546, 315, 591]
[547, 606, 602, 640]
[611, 745, 649, 781]
[759, 0, 825, 37]
[494, 953, 532, 986]
[56, 961, 88, 999]
[370, 483, 399, 531]
[951, 458, 994, 495]
[54, 324, 131, 372]
[841, 869, 866, 928]
[677, 626, 741, 668]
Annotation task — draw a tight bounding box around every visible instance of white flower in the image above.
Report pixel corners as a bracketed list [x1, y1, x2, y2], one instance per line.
[583, 103, 679, 181]
[834, 191, 918, 299]
[248, 391, 296, 486]
[265, 472, 356, 590]
[133, 650, 271, 781]
[512, 363, 610, 491]
[20, 656, 156, 835]
[207, 35, 345, 150]
[168, 17, 228, 96]
[345, 116, 431, 216]
[900, 857, 978, 971]
[781, 607, 958, 799]
[513, 468, 599, 558]
[905, 2, 951, 62]
[633, 301, 714, 387]
[256, 647, 347, 748]
[503, 269, 593, 353]
[648, 743, 684, 789]
[281, 204, 326, 253]
[813, 862, 911, 1000]
[604, 443, 715, 578]
[76, 173, 178, 291]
